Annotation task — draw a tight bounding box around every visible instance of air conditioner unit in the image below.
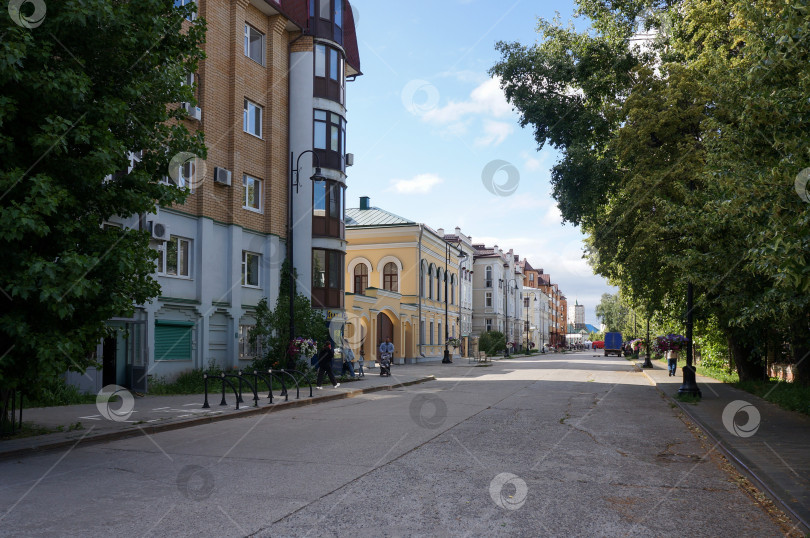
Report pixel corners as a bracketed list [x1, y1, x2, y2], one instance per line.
[345, 153, 355, 167]
[150, 221, 170, 242]
[214, 167, 232, 186]
[181, 102, 202, 121]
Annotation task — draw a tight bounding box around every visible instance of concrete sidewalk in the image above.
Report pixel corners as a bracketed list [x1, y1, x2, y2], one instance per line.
[0, 362, 445, 460]
[640, 358, 810, 533]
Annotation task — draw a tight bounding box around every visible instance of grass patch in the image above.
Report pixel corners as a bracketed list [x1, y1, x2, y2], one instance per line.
[735, 380, 810, 416]
[660, 358, 810, 417]
[675, 393, 701, 404]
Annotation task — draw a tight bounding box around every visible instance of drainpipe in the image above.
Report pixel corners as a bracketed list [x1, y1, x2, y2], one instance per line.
[417, 224, 425, 358]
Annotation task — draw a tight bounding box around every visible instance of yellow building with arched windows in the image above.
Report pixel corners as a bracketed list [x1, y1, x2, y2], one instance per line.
[343, 197, 465, 364]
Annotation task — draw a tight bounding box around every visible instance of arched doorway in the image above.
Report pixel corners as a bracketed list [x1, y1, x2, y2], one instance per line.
[377, 312, 394, 354]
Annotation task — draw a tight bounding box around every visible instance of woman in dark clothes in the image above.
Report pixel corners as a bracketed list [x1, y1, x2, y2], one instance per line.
[316, 341, 340, 389]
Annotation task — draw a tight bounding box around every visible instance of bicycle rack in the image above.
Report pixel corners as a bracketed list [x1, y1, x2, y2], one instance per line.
[283, 369, 314, 398]
[202, 373, 242, 410]
[0, 389, 22, 437]
[235, 371, 259, 407]
[271, 369, 299, 400]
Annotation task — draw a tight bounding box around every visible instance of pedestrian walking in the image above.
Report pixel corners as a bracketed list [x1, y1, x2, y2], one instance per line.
[667, 353, 677, 377]
[341, 339, 356, 378]
[379, 337, 394, 366]
[357, 346, 365, 377]
[316, 341, 340, 389]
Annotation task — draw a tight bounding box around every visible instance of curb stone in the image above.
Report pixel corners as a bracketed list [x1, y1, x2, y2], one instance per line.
[0, 375, 436, 461]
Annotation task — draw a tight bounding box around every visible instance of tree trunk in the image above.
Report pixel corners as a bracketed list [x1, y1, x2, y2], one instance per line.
[791, 318, 810, 387]
[728, 334, 766, 382]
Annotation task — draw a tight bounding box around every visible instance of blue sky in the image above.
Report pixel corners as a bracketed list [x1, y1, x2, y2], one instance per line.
[344, 0, 615, 325]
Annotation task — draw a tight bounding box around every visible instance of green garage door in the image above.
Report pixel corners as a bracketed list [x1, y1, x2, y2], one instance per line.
[154, 320, 194, 361]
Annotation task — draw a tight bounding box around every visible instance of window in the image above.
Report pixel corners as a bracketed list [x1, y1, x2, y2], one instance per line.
[529, 273, 534, 282]
[485, 292, 492, 307]
[244, 24, 265, 65]
[312, 248, 344, 308]
[486, 319, 492, 332]
[354, 264, 368, 295]
[429, 321, 434, 345]
[155, 320, 193, 361]
[420, 320, 425, 345]
[157, 236, 191, 278]
[524, 297, 530, 307]
[485, 266, 492, 287]
[436, 271, 442, 302]
[428, 267, 434, 299]
[450, 276, 455, 305]
[242, 251, 260, 287]
[243, 175, 262, 211]
[243, 99, 262, 138]
[239, 325, 263, 360]
[383, 262, 398, 292]
[319, 0, 330, 19]
[313, 109, 346, 170]
[438, 322, 442, 344]
[312, 179, 344, 238]
[174, 0, 196, 21]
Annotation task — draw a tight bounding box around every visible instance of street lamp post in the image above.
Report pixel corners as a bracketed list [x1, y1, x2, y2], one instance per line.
[678, 282, 702, 396]
[504, 278, 518, 357]
[288, 150, 326, 354]
[443, 243, 466, 363]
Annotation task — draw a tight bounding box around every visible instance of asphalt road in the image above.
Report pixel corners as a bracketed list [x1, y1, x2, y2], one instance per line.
[0, 352, 786, 537]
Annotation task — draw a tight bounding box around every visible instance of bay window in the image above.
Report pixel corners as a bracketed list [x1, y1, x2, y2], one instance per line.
[312, 248, 344, 308]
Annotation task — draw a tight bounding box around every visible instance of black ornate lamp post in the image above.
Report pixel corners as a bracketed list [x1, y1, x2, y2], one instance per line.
[443, 244, 466, 363]
[678, 283, 702, 396]
[288, 150, 326, 349]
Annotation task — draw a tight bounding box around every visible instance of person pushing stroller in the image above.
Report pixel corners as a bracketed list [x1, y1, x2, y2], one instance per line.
[378, 337, 394, 377]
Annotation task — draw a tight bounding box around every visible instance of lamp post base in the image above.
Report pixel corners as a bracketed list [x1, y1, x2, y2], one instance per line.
[442, 348, 452, 363]
[678, 365, 702, 397]
[641, 353, 654, 368]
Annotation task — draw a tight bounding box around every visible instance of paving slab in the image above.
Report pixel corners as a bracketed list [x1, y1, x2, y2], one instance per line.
[640, 358, 810, 533]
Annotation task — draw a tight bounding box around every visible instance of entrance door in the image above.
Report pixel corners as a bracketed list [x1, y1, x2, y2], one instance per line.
[102, 336, 117, 387]
[377, 312, 394, 352]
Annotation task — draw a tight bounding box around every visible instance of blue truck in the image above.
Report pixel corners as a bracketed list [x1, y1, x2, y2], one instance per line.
[604, 332, 623, 357]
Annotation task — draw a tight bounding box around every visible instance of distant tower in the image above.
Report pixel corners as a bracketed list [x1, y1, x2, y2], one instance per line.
[574, 301, 585, 327]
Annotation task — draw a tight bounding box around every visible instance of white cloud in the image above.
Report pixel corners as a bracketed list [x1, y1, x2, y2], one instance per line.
[474, 120, 514, 147]
[422, 77, 513, 126]
[520, 150, 542, 172]
[389, 173, 443, 194]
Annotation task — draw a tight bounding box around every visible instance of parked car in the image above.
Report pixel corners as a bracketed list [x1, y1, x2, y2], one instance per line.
[604, 332, 623, 356]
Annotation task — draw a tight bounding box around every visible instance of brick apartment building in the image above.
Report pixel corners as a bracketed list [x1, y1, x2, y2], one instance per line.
[69, 0, 361, 392]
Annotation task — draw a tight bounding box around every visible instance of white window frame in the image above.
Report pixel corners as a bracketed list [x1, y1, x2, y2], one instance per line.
[486, 319, 492, 332]
[175, 0, 197, 21]
[239, 324, 263, 360]
[157, 236, 192, 279]
[485, 292, 492, 307]
[243, 174, 262, 212]
[243, 99, 263, 138]
[242, 251, 261, 288]
[244, 24, 265, 65]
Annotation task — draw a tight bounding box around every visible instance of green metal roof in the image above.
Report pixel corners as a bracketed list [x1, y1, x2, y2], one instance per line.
[345, 207, 416, 227]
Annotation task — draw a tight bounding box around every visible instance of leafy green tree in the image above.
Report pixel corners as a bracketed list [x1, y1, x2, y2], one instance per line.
[0, 0, 206, 415]
[249, 260, 329, 370]
[479, 331, 506, 356]
[492, 0, 810, 383]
